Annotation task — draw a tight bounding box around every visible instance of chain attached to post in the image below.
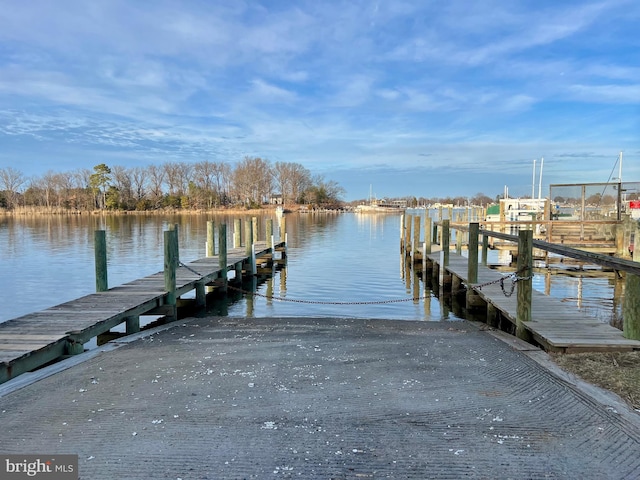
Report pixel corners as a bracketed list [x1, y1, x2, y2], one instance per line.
[474, 266, 533, 298]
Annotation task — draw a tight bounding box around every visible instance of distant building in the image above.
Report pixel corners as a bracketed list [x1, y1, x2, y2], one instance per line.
[269, 194, 283, 205]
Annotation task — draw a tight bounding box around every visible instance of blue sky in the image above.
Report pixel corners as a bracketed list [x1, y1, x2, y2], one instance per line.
[0, 0, 638, 201]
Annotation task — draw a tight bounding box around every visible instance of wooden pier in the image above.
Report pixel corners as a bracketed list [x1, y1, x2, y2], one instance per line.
[0, 236, 285, 385]
[429, 251, 640, 353]
[400, 213, 640, 353]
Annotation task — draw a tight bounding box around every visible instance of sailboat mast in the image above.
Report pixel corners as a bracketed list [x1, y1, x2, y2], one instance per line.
[538, 157, 544, 200]
[619, 151, 623, 183]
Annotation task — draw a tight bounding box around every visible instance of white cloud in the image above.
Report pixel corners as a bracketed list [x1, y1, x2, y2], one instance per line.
[569, 84, 640, 103]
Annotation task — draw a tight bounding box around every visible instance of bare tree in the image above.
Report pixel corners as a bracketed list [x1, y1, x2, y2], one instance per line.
[55, 171, 76, 209]
[231, 157, 273, 206]
[111, 165, 134, 210]
[0, 167, 25, 209]
[73, 168, 94, 210]
[130, 166, 148, 205]
[193, 161, 218, 208]
[215, 162, 232, 206]
[147, 164, 166, 208]
[163, 162, 192, 198]
[273, 162, 311, 207]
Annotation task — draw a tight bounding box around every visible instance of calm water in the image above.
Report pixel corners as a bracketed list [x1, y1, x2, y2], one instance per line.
[0, 211, 626, 327]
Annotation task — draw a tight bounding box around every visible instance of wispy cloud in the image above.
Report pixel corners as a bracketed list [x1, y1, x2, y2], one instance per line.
[0, 0, 637, 198]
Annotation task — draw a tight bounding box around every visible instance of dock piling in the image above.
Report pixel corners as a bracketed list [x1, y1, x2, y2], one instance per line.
[219, 223, 228, 292]
[624, 223, 640, 339]
[413, 215, 421, 259]
[481, 234, 489, 265]
[206, 220, 215, 257]
[516, 230, 533, 342]
[164, 229, 178, 321]
[466, 223, 482, 310]
[442, 220, 450, 267]
[94, 230, 108, 292]
[234, 219, 241, 248]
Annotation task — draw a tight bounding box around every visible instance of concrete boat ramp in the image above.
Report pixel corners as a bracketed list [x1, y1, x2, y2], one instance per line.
[1, 316, 639, 479]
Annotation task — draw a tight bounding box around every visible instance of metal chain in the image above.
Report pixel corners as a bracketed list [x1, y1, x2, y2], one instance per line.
[178, 261, 204, 277]
[179, 261, 532, 301]
[473, 266, 533, 298]
[226, 285, 430, 305]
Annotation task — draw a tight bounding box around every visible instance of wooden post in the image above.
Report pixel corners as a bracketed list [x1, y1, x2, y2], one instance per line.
[466, 223, 481, 310]
[233, 219, 241, 248]
[170, 223, 179, 263]
[456, 227, 462, 255]
[252, 216, 259, 243]
[482, 233, 489, 265]
[400, 214, 405, 253]
[94, 230, 108, 292]
[126, 315, 140, 334]
[266, 219, 274, 248]
[251, 243, 257, 275]
[195, 281, 206, 308]
[516, 230, 533, 342]
[424, 217, 432, 255]
[279, 216, 286, 244]
[442, 219, 450, 267]
[404, 214, 412, 256]
[413, 215, 421, 258]
[452, 274, 462, 294]
[615, 223, 625, 257]
[634, 223, 639, 262]
[206, 220, 215, 257]
[487, 303, 498, 328]
[164, 230, 177, 320]
[245, 217, 253, 256]
[219, 224, 228, 292]
[624, 273, 640, 340]
[624, 222, 639, 339]
[468, 223, 479, 284]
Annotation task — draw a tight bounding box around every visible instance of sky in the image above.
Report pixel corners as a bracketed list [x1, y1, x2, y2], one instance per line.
[0, 0, 638, 201]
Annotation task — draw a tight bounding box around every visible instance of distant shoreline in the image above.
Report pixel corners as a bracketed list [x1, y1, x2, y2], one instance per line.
[0, 205, 299, 216]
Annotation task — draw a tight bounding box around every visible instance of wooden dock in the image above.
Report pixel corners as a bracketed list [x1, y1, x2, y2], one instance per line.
[0, 241, 284, 384]
[428, 251, 640, 353]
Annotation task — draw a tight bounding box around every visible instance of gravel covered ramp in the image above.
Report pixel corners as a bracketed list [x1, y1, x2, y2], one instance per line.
[1, 317, 639, 479]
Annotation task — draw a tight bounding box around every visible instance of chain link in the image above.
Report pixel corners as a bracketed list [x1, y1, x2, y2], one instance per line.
[226, 284, 429, 305]
[178, 261, 204, 277]
[179, 261, 532, 302]
[473, 266, 533, 298]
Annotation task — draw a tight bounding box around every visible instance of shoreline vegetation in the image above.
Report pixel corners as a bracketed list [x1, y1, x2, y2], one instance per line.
[0, 204, 307, 216]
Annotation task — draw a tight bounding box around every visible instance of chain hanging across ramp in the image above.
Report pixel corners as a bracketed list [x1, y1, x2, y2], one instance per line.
[226, 285, 431, 305]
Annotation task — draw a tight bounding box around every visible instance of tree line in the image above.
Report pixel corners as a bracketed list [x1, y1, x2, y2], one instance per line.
[0, 157, 346, 211]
